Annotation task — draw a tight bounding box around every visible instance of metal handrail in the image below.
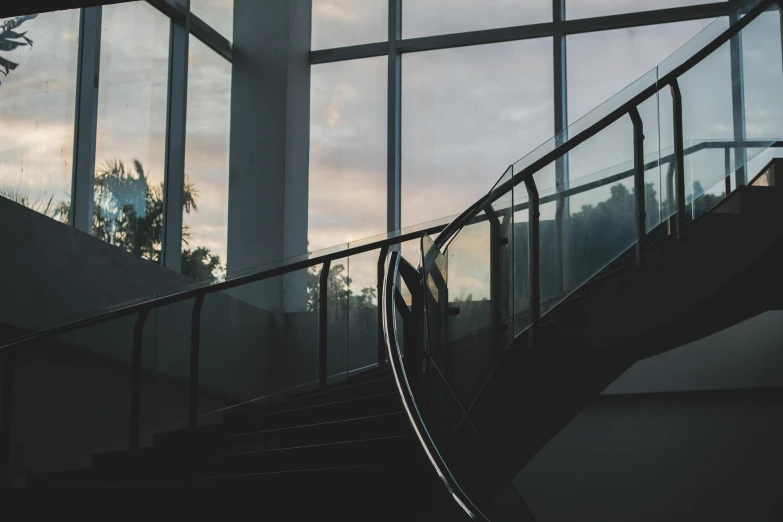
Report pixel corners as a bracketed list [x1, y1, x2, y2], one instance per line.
[0, 222, 448, 354]
[434, 0, 778, 252]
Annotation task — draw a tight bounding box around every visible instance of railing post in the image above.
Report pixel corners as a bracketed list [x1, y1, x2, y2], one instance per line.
[670, 80, 687, 239]
[629, 107, 647, 267]
[189, 296, 204, 431]
[1, 347, 19, 488]
[319, 260, 331, 390]
[725, 147, 732, 195]
[730, 8, 748, 187]
[524, 178, 540, 348]
[666, 160, 675, 234]
[377, 245, 390, 365]
[129, 310, 149, 451]
[485, 205, 501, 353]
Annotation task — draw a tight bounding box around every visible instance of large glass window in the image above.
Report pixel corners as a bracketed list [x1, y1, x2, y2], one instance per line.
[190, 0, 234, 42]
[403, 0, 551, 39]
[567, 19, 714, 125]
[93, 1, 170, 260]
[566, 0, 724, 20]
[0, 10, 79, 223]
[402, 39, 554, 227]
[309, 57, 386, 251]
[311, 0, 388, 51]
[183, 36, 232, 281]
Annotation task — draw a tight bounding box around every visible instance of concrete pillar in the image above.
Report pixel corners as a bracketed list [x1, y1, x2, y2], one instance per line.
[227, 0, 311, 313]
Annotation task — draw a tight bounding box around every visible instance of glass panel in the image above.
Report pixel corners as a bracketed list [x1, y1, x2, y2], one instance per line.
[419, 234, 533, 521]
[638, 94, 665, 233]
[402, 38, 553, 227]
[567, 0, 723, 20]
[190, 0, 234, 42]
[326, 258, 350, 380]
[442, 211, 493, 405]
[416, 364, 534, 522]
[311, 0, 387, 51]
[283, 268, 319, 394]
[403, 0, 551, 39]
[309, 57, 386, 251]
[0, 10, 79, 224]
[347, 249, 380, 373]
[658, 16, 730, 79]
[739, 11, 783, 187]
[184, 36, 231, 281]
[93, 1, 170, 261]
[196, 267, 319, 424]
[8, 315, 135, 487]
[422, 167, 514, 409]
[138, 299, 194, 448]
[567, 20, 713, 125]
[535, 111, 638, 314]
[676, 25, 734, 218]
[512, 172, 531, 337]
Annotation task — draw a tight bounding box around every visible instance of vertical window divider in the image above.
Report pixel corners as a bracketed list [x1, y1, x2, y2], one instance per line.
[553, 0, 569, 297]
[70, 6, 102, 233]
[387, 0, 402, 235]
[162, 1, 190, 273]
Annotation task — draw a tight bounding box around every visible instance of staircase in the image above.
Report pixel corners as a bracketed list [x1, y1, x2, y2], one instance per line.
[19, 365, 463, 519]
[462, 169, 783, 487]
[2, 1, 783, 520]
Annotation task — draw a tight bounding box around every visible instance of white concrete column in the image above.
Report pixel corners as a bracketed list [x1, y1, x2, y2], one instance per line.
[227, 0, 311, 313]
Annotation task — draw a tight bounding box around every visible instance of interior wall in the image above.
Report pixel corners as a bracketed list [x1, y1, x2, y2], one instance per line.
[0, 196, 193, 344]
[515, 310, 783, 522]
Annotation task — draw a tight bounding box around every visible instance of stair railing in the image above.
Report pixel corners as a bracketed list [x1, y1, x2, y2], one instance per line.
[0, 220, 447, 488]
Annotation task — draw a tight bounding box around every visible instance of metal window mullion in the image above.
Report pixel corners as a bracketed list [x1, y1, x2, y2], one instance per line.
[162, 10, 190, 272]
[71, 6, 102, 233]
[309, 2, 731, 65]
[388, 0, 402, 234]
[146, 0, 232, 62]
[553, 0, 568, 297]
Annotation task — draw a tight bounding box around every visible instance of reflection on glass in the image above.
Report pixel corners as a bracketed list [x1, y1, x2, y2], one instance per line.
[402, 39, 553, 227]
[676, 28, 733, 213]
[403, 0, 551, 39]
[326, 258, 349, 379]
[566, 0, 721, 20]
[93, 1, 169, 261]
[347, 250, 379, 373]
[567, 19, 713, 125]
[184, 36, 231, 281]
[309, 57, 386, 252]
[740, 11, 783, 187]
[311, 0, 387, 51]
[190, 0, 234, 42]
[0, 10, 79, 224]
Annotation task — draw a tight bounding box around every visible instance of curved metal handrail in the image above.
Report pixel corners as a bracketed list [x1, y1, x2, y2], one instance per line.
[382, 250, 486, 521]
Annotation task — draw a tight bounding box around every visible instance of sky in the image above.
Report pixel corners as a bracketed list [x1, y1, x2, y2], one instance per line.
[2, 0, 783, 292]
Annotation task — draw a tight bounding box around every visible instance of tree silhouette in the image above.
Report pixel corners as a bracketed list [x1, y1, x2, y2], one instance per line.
[305, 253, 377, 313]
[0, 14, 37, 85]
[90, 158, 224, 281]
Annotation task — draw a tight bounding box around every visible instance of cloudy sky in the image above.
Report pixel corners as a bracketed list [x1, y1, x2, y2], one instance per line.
[2, 0, 783, 291]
